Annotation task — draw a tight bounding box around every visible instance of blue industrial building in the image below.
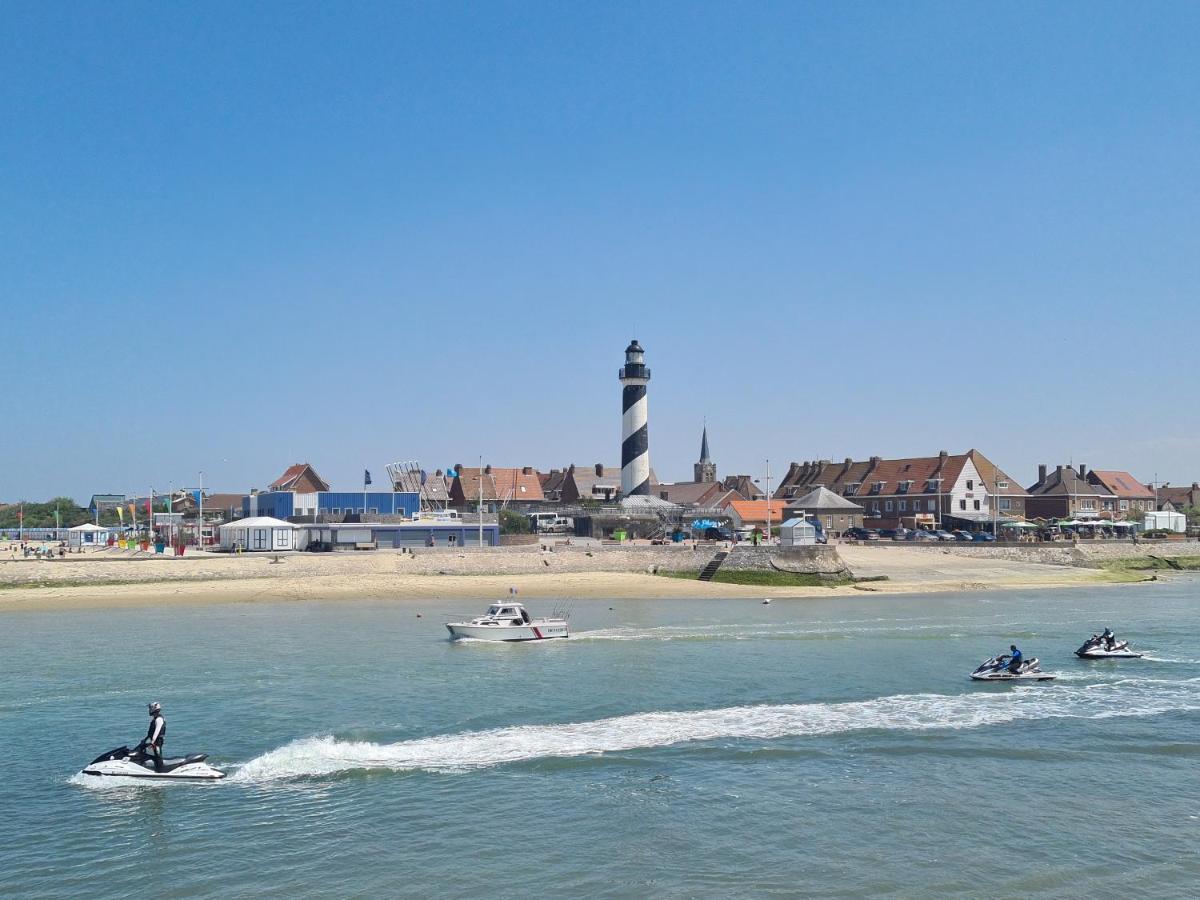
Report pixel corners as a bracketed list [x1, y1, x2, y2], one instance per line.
[245, 491, 420, 520]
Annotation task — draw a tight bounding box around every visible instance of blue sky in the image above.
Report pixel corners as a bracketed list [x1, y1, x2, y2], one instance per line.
[2, 1, 1198, 502]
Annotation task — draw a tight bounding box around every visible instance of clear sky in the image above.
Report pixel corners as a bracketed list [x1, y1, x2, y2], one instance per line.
[2, 1, 1198, 502]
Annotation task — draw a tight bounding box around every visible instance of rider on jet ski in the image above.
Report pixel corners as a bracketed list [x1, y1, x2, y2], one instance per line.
[1007, 644, 1023, 673]
[144, 702, 166, 772]
[1101, 628, 1116, 650]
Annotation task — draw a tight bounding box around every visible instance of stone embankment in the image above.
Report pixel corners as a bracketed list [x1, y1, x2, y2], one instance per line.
[396, 543, 851, 578]
[846, 540, 1200, 569]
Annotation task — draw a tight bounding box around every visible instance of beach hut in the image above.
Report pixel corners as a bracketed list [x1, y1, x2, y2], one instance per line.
[68, 522, 111, 549]
[218, 516, 295, 552]
[779, 518, 818, 546]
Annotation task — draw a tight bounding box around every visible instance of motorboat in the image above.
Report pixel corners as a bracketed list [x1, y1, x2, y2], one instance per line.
[970, 655, 1056, 682]
[446, 602, 569, 641]
[1075, 634, 1143, 659]
[80, 742, 225, 781]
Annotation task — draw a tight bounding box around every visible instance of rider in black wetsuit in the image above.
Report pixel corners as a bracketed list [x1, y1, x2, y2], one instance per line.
[1101, 628, 1116, 650]
[144, 702, 166, 772]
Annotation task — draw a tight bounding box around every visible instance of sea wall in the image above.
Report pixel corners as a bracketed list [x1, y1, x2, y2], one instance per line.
[852, 540, 1200, 568]
[719, 545, 852, 576]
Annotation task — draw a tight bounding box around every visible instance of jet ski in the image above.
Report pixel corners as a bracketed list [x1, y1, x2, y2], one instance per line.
[970, 655, 1056, 681]
[81, 742, 225, 781]
[1075, 634, 1143, 659]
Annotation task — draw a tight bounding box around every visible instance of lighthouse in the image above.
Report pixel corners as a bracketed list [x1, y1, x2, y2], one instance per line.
[619, 339, 651, 496]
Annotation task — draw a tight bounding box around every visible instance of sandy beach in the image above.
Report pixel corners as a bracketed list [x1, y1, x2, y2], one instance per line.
[0, 541, 1164, 612]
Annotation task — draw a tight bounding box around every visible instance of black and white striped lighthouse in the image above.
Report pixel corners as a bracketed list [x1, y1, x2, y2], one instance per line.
[619, 339, 651, 496]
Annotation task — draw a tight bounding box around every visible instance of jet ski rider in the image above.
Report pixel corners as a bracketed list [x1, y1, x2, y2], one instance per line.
[1007, 644, 1023, 674]
[1101, 628, 1116, 650]
[144, 702, 166, 772]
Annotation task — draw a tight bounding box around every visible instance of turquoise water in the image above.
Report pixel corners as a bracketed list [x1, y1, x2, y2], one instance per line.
[2, 581, 1198, 897]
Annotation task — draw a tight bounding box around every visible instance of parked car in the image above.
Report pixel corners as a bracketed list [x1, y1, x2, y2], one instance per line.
[878, 528, 912, 541]
[933, 530, 957, 542]
[971, 532, 997, 542]
[843, 527, 879, 541]
[703, 526, 734, 541]
[906, 529, 937, 541]
[952, 530, 975, 541]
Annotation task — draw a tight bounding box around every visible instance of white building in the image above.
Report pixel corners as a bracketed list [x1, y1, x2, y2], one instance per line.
[218, 516, 295, 552]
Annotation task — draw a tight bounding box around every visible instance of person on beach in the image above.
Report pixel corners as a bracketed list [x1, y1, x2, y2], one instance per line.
[143, 702, 166, 772]
[1007, 644, 1023, 673]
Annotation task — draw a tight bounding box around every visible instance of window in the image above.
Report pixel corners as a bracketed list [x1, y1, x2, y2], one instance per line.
[997, 480, 1009, 489]
[959, 500, 967, 510]
[885, 500, 893, 511]
[999, 498, 1012, 511]
[369, 508, 378, 515]
[966, 480, 974, 490]
[973, 500, 981, 510]
[928, 499, 936, 511]
[898, 500, 907, 511]
[332, 508, 340, 515]
[872, 503, 880, 513]
[898, 480, 913, 494]
[1080, 499, 1095, 510]
[252, 528, 268, 550]
[1119, 500, 1129, 510]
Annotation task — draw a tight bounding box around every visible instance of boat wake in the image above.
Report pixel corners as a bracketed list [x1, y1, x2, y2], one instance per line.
[231, 676, 1200, 783]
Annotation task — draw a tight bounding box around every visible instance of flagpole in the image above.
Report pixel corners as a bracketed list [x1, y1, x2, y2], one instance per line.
[199, 470, 204, 551]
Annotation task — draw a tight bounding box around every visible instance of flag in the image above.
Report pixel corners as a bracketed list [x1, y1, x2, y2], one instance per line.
[146, 497, 152, 516]
[193, 490, 202, 507]
[364, 469, 372, 486]
[116, 506, 124, 521]
[128, 503, 136, 519]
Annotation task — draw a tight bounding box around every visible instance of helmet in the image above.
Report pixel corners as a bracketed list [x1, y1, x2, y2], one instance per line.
[148, 702, 162, 715]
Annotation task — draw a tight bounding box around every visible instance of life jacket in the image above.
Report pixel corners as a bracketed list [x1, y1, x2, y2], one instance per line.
[145, 715, 166, 749]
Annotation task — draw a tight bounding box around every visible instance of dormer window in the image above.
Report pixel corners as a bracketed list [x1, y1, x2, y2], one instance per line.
[898, 480, 914, 494]
[870, 481, 886, 494]
[997, 480, 1009, 489]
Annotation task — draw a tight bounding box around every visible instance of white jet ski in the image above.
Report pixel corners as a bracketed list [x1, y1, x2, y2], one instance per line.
[970, 655, 1057, 682]
[1075, 634, 1143, 659]
[81, 742, 225, 781]
[446, 602, 569, 641]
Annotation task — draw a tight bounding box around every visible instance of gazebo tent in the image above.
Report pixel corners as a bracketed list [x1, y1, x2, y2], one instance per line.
[68, 522, 112, 549]
[218, 516, 295, 552]
[779, 517, 818, 546]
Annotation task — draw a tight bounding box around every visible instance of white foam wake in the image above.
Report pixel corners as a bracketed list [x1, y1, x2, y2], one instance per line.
[231, 677, 1200, 782]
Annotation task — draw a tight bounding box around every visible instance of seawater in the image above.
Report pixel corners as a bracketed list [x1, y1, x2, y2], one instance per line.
[2, 581, 1198, 897]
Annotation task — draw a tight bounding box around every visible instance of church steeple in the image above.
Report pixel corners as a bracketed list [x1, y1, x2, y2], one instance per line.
[694, 423, 716, 483]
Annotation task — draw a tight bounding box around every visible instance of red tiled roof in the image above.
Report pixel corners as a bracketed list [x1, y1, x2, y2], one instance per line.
[1088, 470, 1155, 499]
[454, 467, 545, 502]
[269, 463, 330, 493]
[727, 500, 780, 524]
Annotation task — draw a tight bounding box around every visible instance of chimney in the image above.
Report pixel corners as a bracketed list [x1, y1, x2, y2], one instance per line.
[1038, 464, 1047, 483]
[522, 466, 532, 475]
[868, 456, 882, 471]
[595, 462, 604, 476]
[484, 464, 492, 475]
[1192, 482, 1199, 491]
[1056, 465, 1064, 478]
[1078, 464, 1087, 480]
[568, 463, 576, 473]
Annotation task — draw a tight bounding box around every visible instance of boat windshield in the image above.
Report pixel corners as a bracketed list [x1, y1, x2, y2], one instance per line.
[485, 606, 502, 616]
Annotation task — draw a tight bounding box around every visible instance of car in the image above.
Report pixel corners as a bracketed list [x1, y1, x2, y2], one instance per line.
[905, 529, 937, 541]
[843, 527, 879, 541]
[703, 526, 734, 541]
[972, 532, 997, 542]
[933, 530, 957, 541]
[877, 528, 911, 541]
[952, 530, 975, 541]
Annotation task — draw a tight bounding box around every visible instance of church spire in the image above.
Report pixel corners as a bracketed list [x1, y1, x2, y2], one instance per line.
[694, 422, 716, 483]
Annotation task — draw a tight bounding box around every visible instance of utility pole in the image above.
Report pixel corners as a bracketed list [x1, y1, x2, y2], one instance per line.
[199, 470, 204, 552]
[478, 454, 484, 548]
[765, 459, 772, 544]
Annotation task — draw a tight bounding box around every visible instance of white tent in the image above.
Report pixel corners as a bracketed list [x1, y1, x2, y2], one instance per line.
[1145, 510, 1186, 534]
[68, 522, 111, 549]
[218, 516, 295, 552]
[779, 517, 818, 546]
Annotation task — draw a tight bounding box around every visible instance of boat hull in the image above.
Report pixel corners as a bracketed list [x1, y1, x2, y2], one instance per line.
[445, 622, 569, 641]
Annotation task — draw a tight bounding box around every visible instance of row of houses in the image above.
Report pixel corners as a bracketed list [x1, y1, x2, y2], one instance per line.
[85, 445, 1197, 540]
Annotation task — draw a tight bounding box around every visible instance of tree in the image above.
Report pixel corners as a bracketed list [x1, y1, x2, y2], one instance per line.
[498, 509, 532, 535]
[0, 498, 89, 529]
